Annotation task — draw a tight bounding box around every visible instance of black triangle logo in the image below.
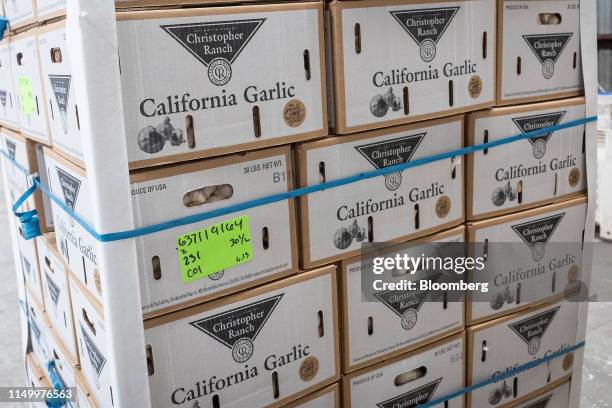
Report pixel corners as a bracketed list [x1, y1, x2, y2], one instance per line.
[390, 7, 459, 61]
[512, 111, 566, 148]
[81, 324, 107, 377]
[0, 90, 7, 107]
[524, 394, 553, 408]
[45, 272, 61, 305]
[377, 378, 443, 408]
[523, 33, 573, 65]
[48, 75, 71, 113]
[5, 140, 16, 161]
[161, 19, 265, 67]
[373, 274, 440, 329]
[511, 213, 564, 261]
[56, 167, 81, 210]
[509, 306, 559, 355]
[355, 133, 426, 170]
[190, 294, 283, 362]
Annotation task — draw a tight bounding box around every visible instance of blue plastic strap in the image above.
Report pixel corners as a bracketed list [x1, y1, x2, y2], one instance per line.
[11, 180, 41, 240]
[45, 361, 67, 408]
[0, 17, 8, 41]
[1, 115, 598, 242]
[417, 340, 586, 408]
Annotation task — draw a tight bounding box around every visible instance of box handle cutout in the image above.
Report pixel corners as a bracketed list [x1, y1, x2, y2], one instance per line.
[367, 316, 373, 335]
[50, 47, 63, 63]
[16, 52, 23, 66]
[152, 256, 161, 280]
[443, 291, 448, 309]
[146, 345, 154, 375]
[354, 23, 361, 54]
[394, 366, 426, 386]
[75, 104, 80, 130]
[44, 256, 53, 271]
[110, 386, 114, 406]
[448, 80, 454, 107]
[303, 49, 311, 81]
[272, 371, 280, 399]
[36, 96, 39, 115]
[414, 204, 420, 230]
[517, 57, 522, 75]
[513, 378, 518, 398]
[573, 52, 577, 69]
[515, 282, 521, 304]
[538, 13, 562, 25]
[582, 130, 586, 153]
[319, 161, 326, 183]
[185, 115, 196, 148]
[482, 31, 487, 59]
[367, 216, 374, 242]
[82, 308, 96, 336]
[253, 106, 261, 138]
[81, 256, 87, 285]
[546, 361, 552, 383]
[552, 271, 556, 293]
[403, 87, 410, 115]
[63, 312, 67, 328]
[213, 395, 220, 408]
[318, 310, 324, 337]
[49, 100, 54, 120]
[262, 227, 269, 250]
[451, 157, 456, 179]
[553, 173, 558, 196]
[481, 340, 488, 361]
[183, 184, 234, 207]
[483, 130, 489, 154]
[483, 238, 489, 261]
[517, 181, 523, 204]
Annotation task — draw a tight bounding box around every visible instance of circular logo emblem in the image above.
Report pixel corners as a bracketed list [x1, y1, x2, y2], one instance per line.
[568, 264, 579, 282]
[542, 60, 555, 79]
[435, 195, 452, 219]
[208, 58, 232, 86]
[491, 187, 507, 207]
[468, 75, 483, 99]
[208, 270, 224, 281]
[532, 139, 547, 159]
[568, 167, 581, 187]
[385, 172, 402, 191]
[283, 99, 307, 128]
[420, 39, 436, 62]
[401, 309, 418, 330]
[532, 243, 546, 261]
[528, 337, 541, 355]
[231, 338, 254, 363]
[299, 356, 319, 381]
[562, 352, 574, 370]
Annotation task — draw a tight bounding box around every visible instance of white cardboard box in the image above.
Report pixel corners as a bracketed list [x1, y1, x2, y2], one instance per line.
[287, 383, 340, 408]
[328, 0, 495, 134]
[0, 38, 20, 130]
[37, 19, 84, 167]
[27, 289, 50, 371]
[44, 323, 77, 389]
[343, 333, 464, 408]
[20, 231, 44, 310]
[467, 299, 578, 408]
[69, 270, 110, 408]
[497, 0, 583, 105]
[144, 266, 339, 408]
[45, 144, 298, 318]
[1, 0, 36, 31]
[466, 197, 586, 324]
[297, 115, 465, 268]
[25, 353, 53, 408]
[467, 97, 587, 220]
[37, 232, 78, 364]
[339, 226, 465, 372]
[509, 380, 570, 408]
[116, 3, 327, 169]
[35, 0, 65, 22]
[10, 29, 51, 144]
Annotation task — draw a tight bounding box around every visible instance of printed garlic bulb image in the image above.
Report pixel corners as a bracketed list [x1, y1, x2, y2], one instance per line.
[156, 116, 175, 141]
[504, 181, 517, 202]
[491, 187, 506, 207]
[137, 126, 166, 154]
[370, 94, 389, 118]
[170, 128, 185, 146]
[334, 227, 353, 250]
[489, 291, 505, 310]
[383, 87, 402, 112]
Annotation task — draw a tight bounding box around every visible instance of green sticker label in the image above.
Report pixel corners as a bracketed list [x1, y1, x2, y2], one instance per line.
[177, 215, 253, 284]
[17, 77, 36, 115]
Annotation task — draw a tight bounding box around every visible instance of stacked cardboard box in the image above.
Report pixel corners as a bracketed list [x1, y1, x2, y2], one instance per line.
[0, 0, 593, 406]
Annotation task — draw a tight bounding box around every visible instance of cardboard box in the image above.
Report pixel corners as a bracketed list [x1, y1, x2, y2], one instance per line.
[25, 353, 53, 408]
[466, 197, 586, 325]
[21, 233, 44, 310]
[38, 19, 84, 167]
[343, 333, 465, 408]
[297, 115, 465, 268]
[69, 269, 111, 408]
[10, 29, 51, 144]
[340, 226, 465, 372]
[497, 0, 583, 105]
[1, 0, 36, 31]
[327, 0, 495, 134]
[508, 379, 570, 408]
[144, 266, 339, 408]
[286, 383, 340, 407]
[36, 0, 65, 22]
[116, 2, 326, 169]
[466, 97, 587, 220]
[45, 323, 78, 389]
[37, 232, 78, 364]
[0, 38, 20, 130]
[0, 128, 54, 231]
[466, 298, 578, 408]
[27, 289, 50, 371]
[45, 144, 298, 317]
[75, 369, 100, 408]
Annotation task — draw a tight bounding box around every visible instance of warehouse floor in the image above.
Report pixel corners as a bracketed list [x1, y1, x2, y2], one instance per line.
[0, 177, 611, 407]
